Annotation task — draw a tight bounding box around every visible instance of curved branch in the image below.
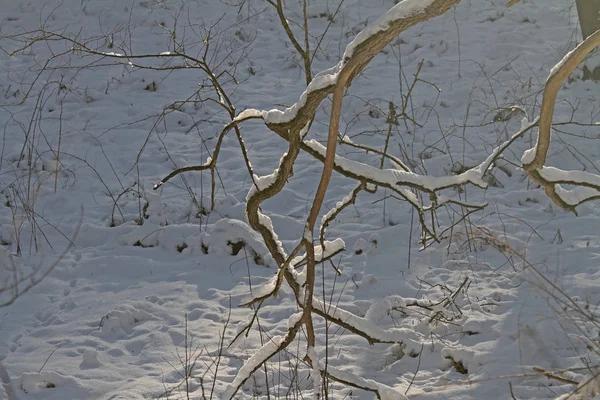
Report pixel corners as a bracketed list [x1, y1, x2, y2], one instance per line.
[259, 0, 461, 137]
[224, 314, 304, 399]
[523, 29, 600, 170]
[521, 29, 600, 212]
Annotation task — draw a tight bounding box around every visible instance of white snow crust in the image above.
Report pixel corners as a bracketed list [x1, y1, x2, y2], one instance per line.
[1, 1, 599, 399]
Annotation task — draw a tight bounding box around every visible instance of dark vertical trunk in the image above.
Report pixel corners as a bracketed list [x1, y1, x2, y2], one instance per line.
[576, 0, 600, 80]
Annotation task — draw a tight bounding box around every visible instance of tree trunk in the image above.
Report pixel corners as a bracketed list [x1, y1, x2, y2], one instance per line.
[576, 0, 600, 80]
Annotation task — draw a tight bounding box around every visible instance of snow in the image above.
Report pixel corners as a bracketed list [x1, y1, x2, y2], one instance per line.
[317, 238, 345, 259]
[263, 64, 342, 124]
[235, 108, 265, 121]
[261, 0, 442, 126]
[223, 335, 283, 399]
[240, 274, 278, 305]
[319, 361, 408, 400]
[303, 223, 314, 242]
[201, 218, 274, 266]
[322, 193, 354, 228]
[343, 0, 435, 59]
[354, 238, 369, 254]
[247, 172, 278, 197]
[80, 350, 102, 369]
[573, 372, 600, 399]
[538, 166, 600, 188]
[554, 185, 600, 207]
[521, 144, 537, 165]
[305, 138, 489, 190]
[478, 116, 539, 174]
[546, 29, 595, 82]
[1, 0, 599, 399]
[307, 346, 321, 400]
[287, 312, 303, 330]
[313, 297, 420, 346]
[14, 371, 91, 399]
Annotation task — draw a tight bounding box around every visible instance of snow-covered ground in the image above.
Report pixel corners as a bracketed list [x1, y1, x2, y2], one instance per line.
[0, 0, 599, 399]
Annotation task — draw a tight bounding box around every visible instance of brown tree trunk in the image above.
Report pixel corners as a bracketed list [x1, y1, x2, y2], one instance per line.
[576, 0, 600, 80]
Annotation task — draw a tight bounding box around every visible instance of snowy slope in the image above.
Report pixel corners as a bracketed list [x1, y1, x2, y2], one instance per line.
[0, 0, 599, 399]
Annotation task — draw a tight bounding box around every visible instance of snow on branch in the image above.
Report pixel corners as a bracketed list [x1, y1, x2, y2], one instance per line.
[553, 185, 600, 208]
[538, 167, 600, 208]
[304, 114, 537, 195]
[173, 1, 465, 397]
[223, 335, 285, 399]
[522, 29, 600, 213]
[239, 238, 345, 307]
[245, 134, 302, 268]
[224, 310, 306, 399]
[320, 184, 364, 244]
[318, 361, 409, 400]
[537, 167, 600, 189]
[305, 138, 485, 191]
[306, 347, 409, 399]
[313, 297, 420, 346]
[239, 0, 460, 138]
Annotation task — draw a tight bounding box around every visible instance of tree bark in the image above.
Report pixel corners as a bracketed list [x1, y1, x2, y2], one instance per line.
[576, 0, 600, 80]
